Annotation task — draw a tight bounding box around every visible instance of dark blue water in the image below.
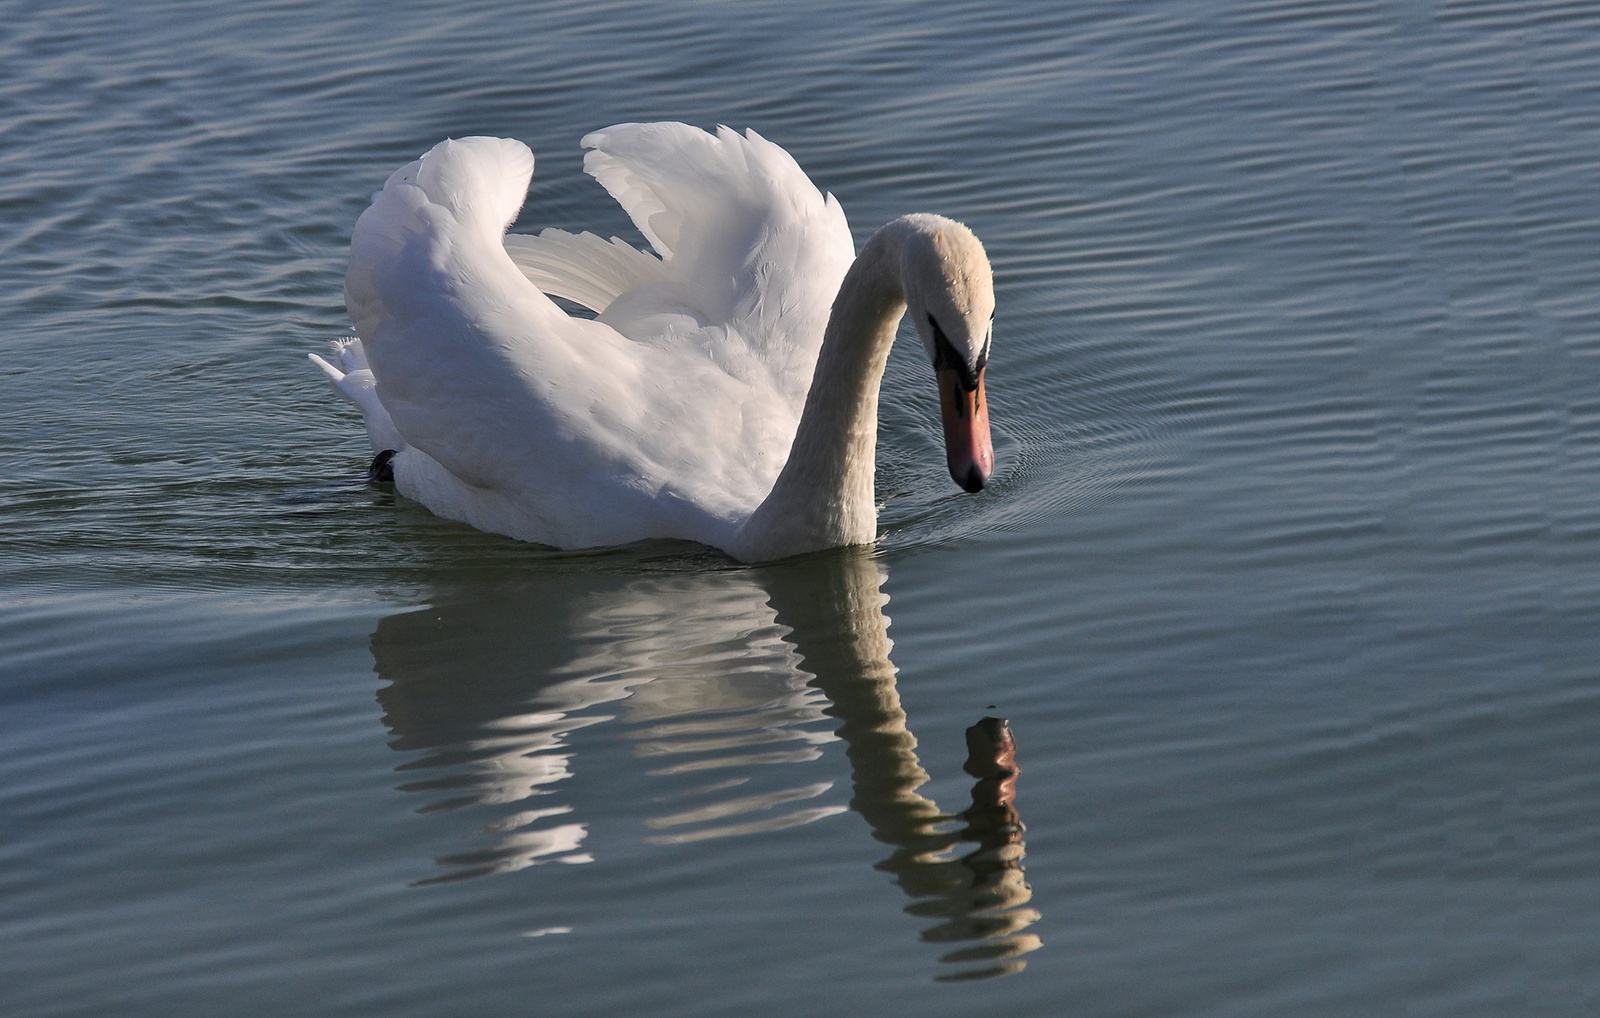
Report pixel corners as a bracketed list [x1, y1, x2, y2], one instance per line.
[5, 0, 1600, 1013]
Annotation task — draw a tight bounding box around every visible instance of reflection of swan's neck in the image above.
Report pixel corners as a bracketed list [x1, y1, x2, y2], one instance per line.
[761, 553, 941, 849]
[734, 223, 911, 561]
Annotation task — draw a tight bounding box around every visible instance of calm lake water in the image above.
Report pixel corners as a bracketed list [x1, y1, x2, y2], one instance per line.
[6, 0, 1600, 1013]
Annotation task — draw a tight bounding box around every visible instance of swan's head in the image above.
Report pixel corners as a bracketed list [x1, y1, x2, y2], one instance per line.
[898, 215, 995, 493]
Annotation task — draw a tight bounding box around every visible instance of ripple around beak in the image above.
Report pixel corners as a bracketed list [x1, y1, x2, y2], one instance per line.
[938, 367, 994, 492]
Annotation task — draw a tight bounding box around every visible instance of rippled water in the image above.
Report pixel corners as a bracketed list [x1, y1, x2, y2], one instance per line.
[6, 0, 1600, 1013]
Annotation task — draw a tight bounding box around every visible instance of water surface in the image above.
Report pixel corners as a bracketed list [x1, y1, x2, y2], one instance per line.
[5, 0, 1600, 1013]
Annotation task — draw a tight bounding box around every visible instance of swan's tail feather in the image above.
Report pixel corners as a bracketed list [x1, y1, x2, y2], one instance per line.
[308, 339, 405, 455]
[504, 229, 667, 314]
[334, 335, 371, 373]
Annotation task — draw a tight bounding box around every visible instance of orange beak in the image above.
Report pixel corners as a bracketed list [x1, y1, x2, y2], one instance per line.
[938, 367, 993, 492]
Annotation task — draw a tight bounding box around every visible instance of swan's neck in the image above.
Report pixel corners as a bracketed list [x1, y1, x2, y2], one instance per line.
[734, 225, 909, 561]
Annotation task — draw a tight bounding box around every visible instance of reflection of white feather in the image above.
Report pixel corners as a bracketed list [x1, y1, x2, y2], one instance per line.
[383, 566, 866, 877]
[373, 555, 1035, 967]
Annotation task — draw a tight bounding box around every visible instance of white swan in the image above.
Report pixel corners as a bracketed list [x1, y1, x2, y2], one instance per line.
[311, 123, 994, 562]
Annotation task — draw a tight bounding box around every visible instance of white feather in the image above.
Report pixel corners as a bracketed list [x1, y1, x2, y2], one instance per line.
[308, 340, 404, 455]
[314, 123, 994, 560]
[503, 229, 668, 313]
[330, 126, 854, 552]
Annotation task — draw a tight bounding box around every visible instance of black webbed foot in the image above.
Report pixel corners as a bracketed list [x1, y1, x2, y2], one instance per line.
[367, 449, 397, 484]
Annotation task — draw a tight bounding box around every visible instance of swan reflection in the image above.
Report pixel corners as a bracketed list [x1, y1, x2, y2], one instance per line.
[371, 549, 1039, 978]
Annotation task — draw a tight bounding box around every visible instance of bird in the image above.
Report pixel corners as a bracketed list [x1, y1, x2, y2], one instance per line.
[311, 122, 994, 562]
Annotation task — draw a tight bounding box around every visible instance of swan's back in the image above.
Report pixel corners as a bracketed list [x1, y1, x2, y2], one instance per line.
[338, 125, 855, 552]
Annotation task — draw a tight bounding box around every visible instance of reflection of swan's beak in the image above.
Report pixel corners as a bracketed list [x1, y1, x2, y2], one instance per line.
[938, 367, 994, 492]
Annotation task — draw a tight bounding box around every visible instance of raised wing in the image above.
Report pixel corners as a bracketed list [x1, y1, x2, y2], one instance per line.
[581, 124, 855, 405]
[345, 136, 774, 549]
[503, 229, 669, 313]
[340, 127, 854, 552]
